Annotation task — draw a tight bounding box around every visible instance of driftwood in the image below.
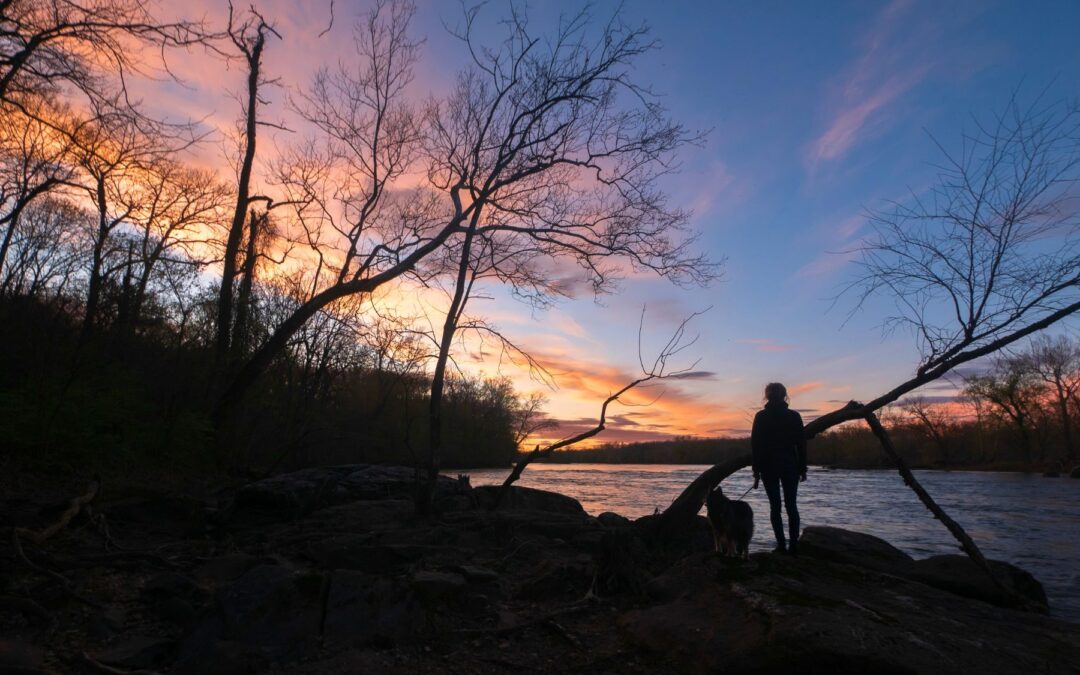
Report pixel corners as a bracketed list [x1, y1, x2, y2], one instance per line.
[14, 479, 99, 545]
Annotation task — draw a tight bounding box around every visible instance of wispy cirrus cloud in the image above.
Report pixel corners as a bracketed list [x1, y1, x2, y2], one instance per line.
[805, 0, 932, 173]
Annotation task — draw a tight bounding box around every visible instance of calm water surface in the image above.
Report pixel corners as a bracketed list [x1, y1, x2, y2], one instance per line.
[463, 464, 1080, 621]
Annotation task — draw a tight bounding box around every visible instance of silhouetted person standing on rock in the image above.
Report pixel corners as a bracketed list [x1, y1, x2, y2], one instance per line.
[751, 382, 807, 554]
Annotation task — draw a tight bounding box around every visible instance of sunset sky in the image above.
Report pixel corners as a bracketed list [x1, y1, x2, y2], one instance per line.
[139, 0, 1080, 445]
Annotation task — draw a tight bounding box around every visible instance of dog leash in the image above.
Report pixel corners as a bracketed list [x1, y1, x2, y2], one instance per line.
[734, 484, 754, 502]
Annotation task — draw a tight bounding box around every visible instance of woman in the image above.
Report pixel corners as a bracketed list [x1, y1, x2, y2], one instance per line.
[751, 382, 807, 554]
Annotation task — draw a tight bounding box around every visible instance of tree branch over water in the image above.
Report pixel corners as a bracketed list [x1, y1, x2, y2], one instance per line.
[493, 307, 705, 509]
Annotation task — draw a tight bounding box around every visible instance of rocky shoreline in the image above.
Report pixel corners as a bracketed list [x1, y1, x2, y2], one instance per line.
[2, 464, 1077, 673]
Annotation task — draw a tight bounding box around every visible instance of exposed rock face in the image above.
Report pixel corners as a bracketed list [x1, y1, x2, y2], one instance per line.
[623, 552, 1076, 674]
[7, 464, 1077, 674]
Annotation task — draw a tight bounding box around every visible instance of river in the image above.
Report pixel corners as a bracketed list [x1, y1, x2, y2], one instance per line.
[462, 464, 1080, 622]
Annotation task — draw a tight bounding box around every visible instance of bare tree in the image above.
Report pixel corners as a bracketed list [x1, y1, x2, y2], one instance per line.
[213, 2, 715, 427]
[511, 390, 557, 448]
[0, 0, 209, 109]
[964, 355, 1042, 462]
[0, 98, 74, 276]
[111, 158, 228, 329]
[0, 195, 85, 298]
[214, 6, 280, 363]
[1019, 333, 1080, 460]
[65, 109, 195, 333]
[900, 395, 954, 464]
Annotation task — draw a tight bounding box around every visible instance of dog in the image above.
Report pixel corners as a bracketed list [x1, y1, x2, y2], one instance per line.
[705, 485, 754, 559]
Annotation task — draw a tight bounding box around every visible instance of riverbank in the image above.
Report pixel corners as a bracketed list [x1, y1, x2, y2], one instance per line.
[2, 464, 1077, 673]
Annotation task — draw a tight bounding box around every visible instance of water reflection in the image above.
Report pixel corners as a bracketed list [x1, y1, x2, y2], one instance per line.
[463, 464, 1080, 622]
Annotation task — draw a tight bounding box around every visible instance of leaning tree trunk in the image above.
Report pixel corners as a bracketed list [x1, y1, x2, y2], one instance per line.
[861, 411, 1025, 606]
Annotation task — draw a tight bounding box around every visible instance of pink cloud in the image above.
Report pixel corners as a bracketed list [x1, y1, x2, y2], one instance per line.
[788, 381, 824, 397]
[808, 69, 928, 166]
[737, 338, 797, 353]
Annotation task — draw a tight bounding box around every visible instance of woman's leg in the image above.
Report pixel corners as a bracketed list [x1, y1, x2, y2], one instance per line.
[780, 468, 800, 550]
[762, 472, 785, 550]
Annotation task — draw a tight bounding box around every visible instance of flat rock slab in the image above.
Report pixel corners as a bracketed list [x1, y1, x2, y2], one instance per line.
[472, 485, 586, 514]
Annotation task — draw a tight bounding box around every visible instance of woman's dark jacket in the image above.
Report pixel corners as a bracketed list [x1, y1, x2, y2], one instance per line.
[751, 401, 807, 475]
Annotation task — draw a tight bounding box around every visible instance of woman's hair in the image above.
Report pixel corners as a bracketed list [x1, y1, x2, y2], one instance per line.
[764, 382, 788, 403]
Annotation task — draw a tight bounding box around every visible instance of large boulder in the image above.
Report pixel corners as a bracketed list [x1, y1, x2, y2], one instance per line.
[472, 485, 585, 514]
[799, 526, 914, 575]
[910, 555, 1048, 611]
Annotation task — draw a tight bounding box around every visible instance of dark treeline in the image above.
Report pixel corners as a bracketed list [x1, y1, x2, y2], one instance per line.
[535, 437, 750, 465]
